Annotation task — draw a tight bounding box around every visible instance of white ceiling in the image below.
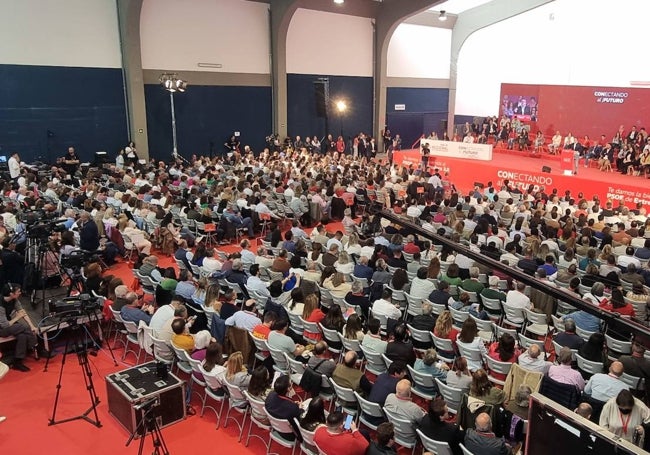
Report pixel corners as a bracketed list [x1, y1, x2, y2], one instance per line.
[428, 0, 494, 14]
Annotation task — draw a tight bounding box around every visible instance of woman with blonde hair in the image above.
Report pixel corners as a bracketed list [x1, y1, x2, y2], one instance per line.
[433, 310, 458, 358]
[599, 244, 613, 262]
[224, 351, 250, 391]
[323, 271, 352, 299]
[334, 251, 354, 275]
[345, 232, 362, 256]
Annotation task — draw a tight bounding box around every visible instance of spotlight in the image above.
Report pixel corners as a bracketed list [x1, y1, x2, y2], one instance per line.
[336, 100, 347, 112]
[439, 10, 447, 21]
[333, 0, 344, 4]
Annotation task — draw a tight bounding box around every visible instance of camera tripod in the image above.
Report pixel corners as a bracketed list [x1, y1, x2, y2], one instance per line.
[48, 316, 102, 428]
[125, 398, 170, 455]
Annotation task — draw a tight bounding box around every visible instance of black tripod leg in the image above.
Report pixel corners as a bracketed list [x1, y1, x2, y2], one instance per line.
[49, 336, 70, 425]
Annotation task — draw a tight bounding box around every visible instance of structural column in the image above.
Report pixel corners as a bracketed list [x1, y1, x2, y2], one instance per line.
[116, 0, 149, 159]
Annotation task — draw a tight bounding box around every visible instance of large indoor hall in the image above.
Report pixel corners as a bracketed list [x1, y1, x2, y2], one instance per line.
[1, 1, 650, 455]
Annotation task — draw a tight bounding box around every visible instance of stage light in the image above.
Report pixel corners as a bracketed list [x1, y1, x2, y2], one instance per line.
[336, 100, 347, 112]
[333, 0, 344, 4]
[439, 10, 447, 21]
[159, 73, 188, 159]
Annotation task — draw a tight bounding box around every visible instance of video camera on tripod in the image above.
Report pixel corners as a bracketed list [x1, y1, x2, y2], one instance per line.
[60, 250, 97, 269]
[49, 294, 101, 316]
[22, 211, 67, 240]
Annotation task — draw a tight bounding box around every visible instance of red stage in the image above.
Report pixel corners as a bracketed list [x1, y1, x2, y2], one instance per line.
[393, 148, 650, 209]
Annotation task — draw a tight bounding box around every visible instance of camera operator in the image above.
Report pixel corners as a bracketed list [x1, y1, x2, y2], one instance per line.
[0, 239, 25, 287]
[0, 283, 37, 372]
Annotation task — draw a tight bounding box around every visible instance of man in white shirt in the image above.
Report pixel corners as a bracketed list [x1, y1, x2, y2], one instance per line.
[371, 288, 402, 321]
[503, 282, 531, 324]
[617, 246, 642, 270]
[201, 249, 223, 273]
[8, 152, 21, 179]
[239, 239, 256, 265]
[225, 299, 261, 332]
[246, 264, 270, 298]
[254, 195, 281, 220]
[585, 361, 628, 402]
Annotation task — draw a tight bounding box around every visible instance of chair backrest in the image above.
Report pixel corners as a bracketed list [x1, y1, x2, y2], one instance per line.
[449, 307, 470, 327]
[300, 317, 322, 338]
[269, 347, 290, 373]
[381, 353, 393, 369]
[518, 333, 545, 351]
[575, 326, 595, 341]
[251, 336, 270, 353]
[338, 333, 361, 354]
[199, 363, 224, 391]
[354, 391, 384, 418]
[123, 320, 139, 336]
[621, 372, 645, 390]
[459, 443, 475, 455]
[405, 293, 424, 316]
[485, 356, 513, 385]
[265, 409, 296, 435]
[470, 315, 493, 334]
[524, 308, 549, 326]
[481, 296, 503, 314]
[503, 305, 524, 325]
[416, 429, 454, 455]
[329, 378, 357, 405]
[551, 315, 565, 332]
[351, 275, 370, 288]
[294, 417, 318, 451]
[285, 353, 306, 375]
[382, 407, 417, 448]
[407, 364, 436, 391]
[287, 312, 304, 332]
[605, 333, 632, 355]
[359, 345, 387, 375]
[493, 323, 518, 340]
[319, 324, 342, 351]
[576, 354, 604, 376]
[435, 378, 463, 414]
[406, 324, 433, 347]
[222, 377, 247, 404]
[243, 390, 269, 424]
[457, 343, 483, 365]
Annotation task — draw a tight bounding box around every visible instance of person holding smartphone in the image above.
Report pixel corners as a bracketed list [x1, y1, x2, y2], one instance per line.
[314, 411, 369, 455]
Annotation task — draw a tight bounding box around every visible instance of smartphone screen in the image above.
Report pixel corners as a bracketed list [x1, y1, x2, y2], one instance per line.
[343, 414, 353, 430]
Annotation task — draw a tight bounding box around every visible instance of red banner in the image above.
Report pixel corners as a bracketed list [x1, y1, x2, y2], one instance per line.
[500, 83, 650, 140]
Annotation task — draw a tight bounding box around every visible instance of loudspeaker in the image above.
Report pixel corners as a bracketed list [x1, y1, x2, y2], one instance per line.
[541, 166, 551, 173]
[314, 82, 327, 118]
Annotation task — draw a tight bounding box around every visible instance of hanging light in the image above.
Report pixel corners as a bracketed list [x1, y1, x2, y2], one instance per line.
[439, 10, 447, 21]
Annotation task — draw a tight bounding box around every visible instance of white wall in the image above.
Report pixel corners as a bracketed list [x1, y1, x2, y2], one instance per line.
[140, 0, 270, 73]
[0, 0, 121, 68]
[387, 24, 451, 79]
[286, 8, 373, 77]
[455, 0, 650, 116]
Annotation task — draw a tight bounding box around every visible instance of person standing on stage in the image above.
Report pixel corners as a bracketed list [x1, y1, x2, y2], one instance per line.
[61, 146, 80, 180]
[8, 152, 21, 181]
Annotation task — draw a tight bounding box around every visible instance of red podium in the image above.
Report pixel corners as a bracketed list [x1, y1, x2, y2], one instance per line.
[560, 150, 574, 175]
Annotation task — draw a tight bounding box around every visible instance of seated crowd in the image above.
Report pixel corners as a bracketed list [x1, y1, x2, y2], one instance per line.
[2, 133, 650, 453]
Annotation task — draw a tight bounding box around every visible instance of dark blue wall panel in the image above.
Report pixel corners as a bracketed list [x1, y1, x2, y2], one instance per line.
[144, 84, 272, 159]
[385, 87, 449, 147]
[0, 64, 128, 163]
[287, 74, 373, 142]
[386, 87, 449, 114]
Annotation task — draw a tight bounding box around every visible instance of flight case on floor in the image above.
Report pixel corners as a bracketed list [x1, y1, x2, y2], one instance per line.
[106, 361, 186, 436]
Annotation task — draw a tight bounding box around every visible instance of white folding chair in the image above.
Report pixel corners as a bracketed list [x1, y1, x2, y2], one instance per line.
[354, 391, 386, 431]
[416, 429, 454, 455]
[485, 356, 513, 387]
[382, 407, 418, 455]
[264, 410, 298, 455]
[407, 365, 438, 401]
[360, 345, 387, 376]
[243, 390, 271, 449]
[435, 378, 463, 415]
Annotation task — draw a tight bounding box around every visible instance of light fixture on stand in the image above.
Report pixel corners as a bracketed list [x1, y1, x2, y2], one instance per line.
[439, 10, 447, 21]
[159, 73, 188, 160]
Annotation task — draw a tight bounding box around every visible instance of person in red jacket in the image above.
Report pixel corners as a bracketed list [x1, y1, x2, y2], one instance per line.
[314, 411, 369, 455]
[599, 288, 635, 318]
